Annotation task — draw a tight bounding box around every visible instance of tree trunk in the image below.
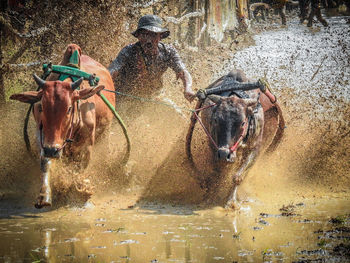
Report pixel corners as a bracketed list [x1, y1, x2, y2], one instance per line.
[203, 0, 210, 48]
[188, 0, 196, 46]
[0, 22, 5, 104]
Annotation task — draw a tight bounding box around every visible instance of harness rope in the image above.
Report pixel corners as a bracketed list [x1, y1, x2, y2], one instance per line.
[193, 102, 251, 153]
[104, 88, 253, 155]
[103, 89, 231, 153]
[229, 118, 249, 153]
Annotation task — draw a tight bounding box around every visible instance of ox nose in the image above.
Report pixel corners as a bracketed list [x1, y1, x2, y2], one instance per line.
[217, 148, 230, 161]
[42, 147, 61, 158]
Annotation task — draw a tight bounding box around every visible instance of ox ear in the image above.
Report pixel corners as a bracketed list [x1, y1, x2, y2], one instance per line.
[10, 90, 43, 104]
[207, 94, 222, 104]
[74, 85, 105, 100]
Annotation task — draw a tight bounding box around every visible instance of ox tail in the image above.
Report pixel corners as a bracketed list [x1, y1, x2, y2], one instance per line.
[23, 104, 32, 153]
[265, 102, 285, 153]
[23, 104, 37, 159]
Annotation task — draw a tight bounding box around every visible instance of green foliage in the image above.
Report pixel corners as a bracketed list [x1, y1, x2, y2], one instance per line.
[5, 78, 26, 101]
[1, 0, 132, 103]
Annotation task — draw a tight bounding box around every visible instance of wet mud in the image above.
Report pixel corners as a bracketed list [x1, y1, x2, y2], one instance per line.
[0, 12, 350, 262]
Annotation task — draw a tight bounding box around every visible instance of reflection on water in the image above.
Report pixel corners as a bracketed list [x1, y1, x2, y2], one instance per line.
[0, 198, 349, 262]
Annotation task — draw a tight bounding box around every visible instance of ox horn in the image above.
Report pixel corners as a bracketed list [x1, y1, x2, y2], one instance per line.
[33, 74, 46, 87]
[71, 77, 84, 90]
[207, 94, 222, 104]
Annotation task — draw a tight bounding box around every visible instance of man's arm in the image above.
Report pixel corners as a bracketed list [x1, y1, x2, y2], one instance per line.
[108, 45, 132, 83]
[165, 44, 195, 102]
[109, 69, 119, 81]
[177, 70, 195, 102]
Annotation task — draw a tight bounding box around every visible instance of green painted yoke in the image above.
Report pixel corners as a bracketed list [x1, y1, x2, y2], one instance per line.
[42, 63, 100, 87]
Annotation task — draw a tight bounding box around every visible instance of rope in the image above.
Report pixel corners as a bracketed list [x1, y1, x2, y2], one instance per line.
[193, 111, 218, 150]
[98, 92, 131, 166]
[103, 89, 195, 113]
[104, 88, 223, 153]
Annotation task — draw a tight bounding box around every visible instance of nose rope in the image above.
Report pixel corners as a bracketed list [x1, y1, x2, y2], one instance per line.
[193, 109, 218, 150]
[56, 104, 76, 152]
[229, 119, 249, 153]
[193, 101, 250, 154]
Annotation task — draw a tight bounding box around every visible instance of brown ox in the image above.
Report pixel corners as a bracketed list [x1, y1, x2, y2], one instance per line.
[186, 69, 285, 208]
[10, 44, 115, 208]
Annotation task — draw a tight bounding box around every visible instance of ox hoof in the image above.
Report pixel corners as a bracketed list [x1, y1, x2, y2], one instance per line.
[35, 195, 52, 209]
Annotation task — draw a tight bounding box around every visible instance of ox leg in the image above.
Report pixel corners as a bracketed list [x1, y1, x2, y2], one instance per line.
[35, 157, 52, 209]
[81, 127, 94, 169]
[76, 107, 95, 170]
[82, 145, 92, 169]
[225, 151, 258, 209]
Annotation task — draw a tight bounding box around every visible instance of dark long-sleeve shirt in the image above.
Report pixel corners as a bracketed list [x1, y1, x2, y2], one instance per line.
[108, 42, 187, 96]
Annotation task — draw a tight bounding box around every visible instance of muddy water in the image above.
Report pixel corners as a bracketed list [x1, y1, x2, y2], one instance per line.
[1, 15, 350, 262]
[0, 199, 350, 262]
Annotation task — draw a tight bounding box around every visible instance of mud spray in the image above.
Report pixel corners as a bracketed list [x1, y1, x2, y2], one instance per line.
[1, 16, 349, 212]
[226, 16, 350, 207]
[1, 11, 350, 262]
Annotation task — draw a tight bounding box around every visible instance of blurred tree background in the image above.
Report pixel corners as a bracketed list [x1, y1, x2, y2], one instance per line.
[0, 0, 135, 102]
[0, 0, 244, 103]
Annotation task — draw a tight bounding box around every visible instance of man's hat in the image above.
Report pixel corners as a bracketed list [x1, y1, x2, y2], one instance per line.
[132, 15, 170, 39]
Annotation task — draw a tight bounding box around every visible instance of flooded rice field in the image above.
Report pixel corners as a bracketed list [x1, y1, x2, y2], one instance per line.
[0, 199, 350, 262]
[1, 14, 350, 262]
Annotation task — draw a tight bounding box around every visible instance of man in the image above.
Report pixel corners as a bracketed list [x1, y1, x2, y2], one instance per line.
[108, 14, 195, 102]
[307, 0, 328, 27]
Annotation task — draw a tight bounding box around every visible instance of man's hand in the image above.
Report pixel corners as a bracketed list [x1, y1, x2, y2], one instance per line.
[184, 90, 196, 102]
[258, 78, 270, 92]
[177, 70, 194, 102]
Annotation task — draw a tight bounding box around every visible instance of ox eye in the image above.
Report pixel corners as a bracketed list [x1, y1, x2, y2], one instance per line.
[67, 106, 72, 114]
